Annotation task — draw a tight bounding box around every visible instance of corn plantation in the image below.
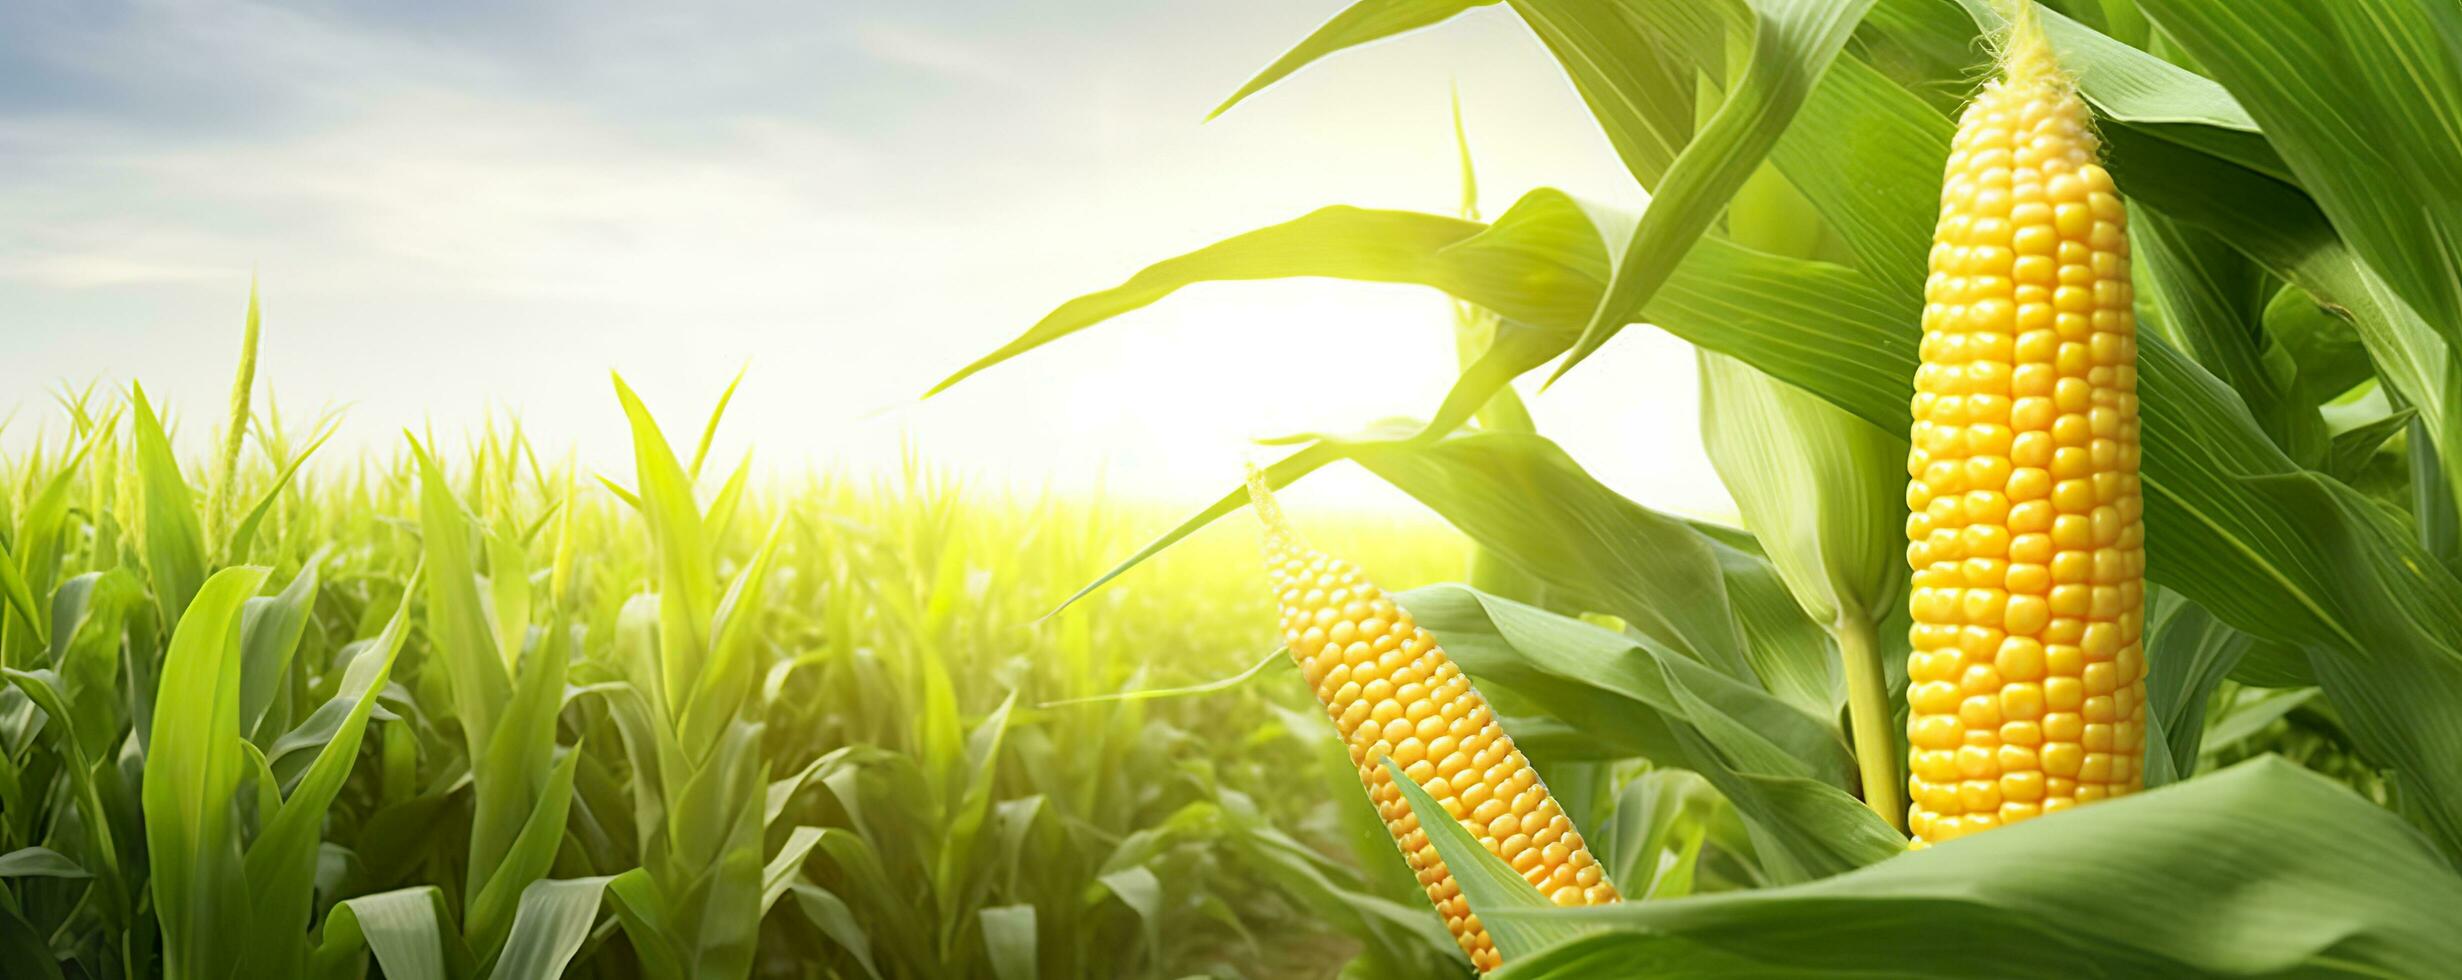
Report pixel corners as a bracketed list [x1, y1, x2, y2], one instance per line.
[2, 354, 1483, 978]
[13, 0, 2462, 976]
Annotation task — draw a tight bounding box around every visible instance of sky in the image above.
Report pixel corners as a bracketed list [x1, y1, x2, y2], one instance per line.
[0, 0, 1735, 519]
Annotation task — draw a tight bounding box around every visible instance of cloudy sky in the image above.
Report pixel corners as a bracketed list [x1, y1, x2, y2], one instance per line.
[0, 0, 1732, 517]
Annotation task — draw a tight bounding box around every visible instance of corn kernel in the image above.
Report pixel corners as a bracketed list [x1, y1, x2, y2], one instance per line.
[1251, 472, 1618, 965]
[1905, 14, 2144, 845]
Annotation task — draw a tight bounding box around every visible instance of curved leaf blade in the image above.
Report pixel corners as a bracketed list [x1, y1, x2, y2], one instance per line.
[1551, 0, 1880, 383]
[1490, 759, 2462, 978]
[1210, 0, 1498, 119]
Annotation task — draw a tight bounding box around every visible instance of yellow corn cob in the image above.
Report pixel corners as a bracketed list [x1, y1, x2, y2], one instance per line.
[1904, 12, 2146, 848]
[1247, 471, 1616, 972]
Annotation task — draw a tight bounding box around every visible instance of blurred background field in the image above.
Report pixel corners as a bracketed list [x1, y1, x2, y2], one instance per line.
[0, 358, 1499, 977]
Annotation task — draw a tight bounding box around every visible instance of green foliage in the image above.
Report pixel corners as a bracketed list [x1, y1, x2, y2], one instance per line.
[1488, 759, 2462, 978]
[14, 0, 2462, 975]
[0, 340, 1457, 977]
[934, 0, 2462, 972]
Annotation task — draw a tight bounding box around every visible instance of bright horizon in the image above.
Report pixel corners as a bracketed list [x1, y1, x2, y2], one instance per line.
[1, 0, 1735, 520]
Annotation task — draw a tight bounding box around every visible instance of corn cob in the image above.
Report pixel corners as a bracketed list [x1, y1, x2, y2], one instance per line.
[1248, 470, 1616, 971]
[1904, 11, 2146, 847]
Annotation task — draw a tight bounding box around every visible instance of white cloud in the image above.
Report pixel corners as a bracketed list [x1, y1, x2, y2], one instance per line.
[849, 21, 1022, 86]
[0, 0, 1733, 521]
[1, 254, 232, 289]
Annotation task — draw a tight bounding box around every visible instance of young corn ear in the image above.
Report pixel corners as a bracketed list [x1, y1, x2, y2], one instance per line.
[1905, 10, 2147, 847]
[1247, 470, 1616, 972]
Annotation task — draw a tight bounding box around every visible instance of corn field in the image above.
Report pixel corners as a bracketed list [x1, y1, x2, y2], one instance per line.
[11, 0, 2462, 976]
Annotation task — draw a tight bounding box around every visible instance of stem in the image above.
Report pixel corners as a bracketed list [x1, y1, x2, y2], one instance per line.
[1836, 613, 1907, 833]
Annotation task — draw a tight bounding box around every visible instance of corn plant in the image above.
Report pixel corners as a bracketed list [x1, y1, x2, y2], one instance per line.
[936, 0, 2462, 973]
[576, 377, 815, 980]
[0, 23, 1482, 980]
[4, 308, 1461, 977]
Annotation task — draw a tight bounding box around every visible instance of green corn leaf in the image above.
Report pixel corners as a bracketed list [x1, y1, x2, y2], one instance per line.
[2101, 125, 2462, 550]
[677, 519, 786, 757]
[1364, 429, 1757, 679]
[571, 669, 675, 855]
[939, 190, 1912, 627]
[1551, 0, 1879, 384]
[1344, 428, 1836, 716]
[485, 527, 530, 675]
[2328, 408, 2416, 484]
[0, 539, 43, 656]
[604, 868, 685, 979]
[1039, 648, 1286, 708]
[596, 475, 642, 512]
[1764, 51, 1947, 298]
[468, 655, 582, 960]
[760, 826, 824, 916]
[486, 876, 615, 980]
[1228, 806, 1457, 968]
[131, 384, 208, 629]
[412, 440, 513, 754]
[1947, 0, 2278, 176]
[1378, 756, 1587, 965]
[0, 903, 65, 980]
[313, 886, 474, 980]
[1093, 865, 1164, 964]
[142, 564, 269, 979]
[2266, 285, 2374, 412]
[49, 569, 143, 759]
[1487, 759, 2462, 978]
[2134, 0, 2462, 347]
[1698, 354, 1908, 825]
[815, 828, 934, 974]
[242, 568, 419, 976]
[765, 748, 842, 828]
[789, 883, 884, 980]
[1698, 354, 1906, 632]
[610, 375, 718, 725]
[1598, 770, 1718, 899]
[226, 416, 337, 566]
[1698, 532, 1844, 716]
[702, 452, 754, 546]
[2196, 687, 2320, 759]
[4, 659, 136, 915]
[14, 431, 100, 633]
[2131, 0, 2462, 539]
[688, 364, 747, 481]
[2133, 206, 2324, 463]
[937, 691, 1018, 922]
[977, 903, 1038, 980]
[466, 595, 575, 958]
[238, 560, 319, 740]
[263, 640, 405, 787]
[1532, 0, 1729, 184]
[0, 847, 87, 879]
[926, 206, 1543, 398]
[1209, 0, 1497, 119]
[1415, 583, 1902, 882]
[225, 420, 335, 563]
[2138, 590, 2249, 784]
[659, 722, 768, 979]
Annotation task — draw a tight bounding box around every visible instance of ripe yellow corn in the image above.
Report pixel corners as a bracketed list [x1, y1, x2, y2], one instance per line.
[1904, 13, 2146, 848]
[1247, 471, 1616, 971]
